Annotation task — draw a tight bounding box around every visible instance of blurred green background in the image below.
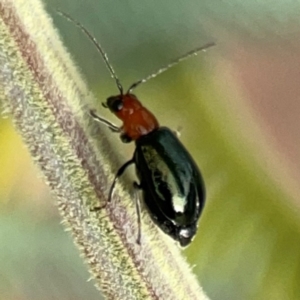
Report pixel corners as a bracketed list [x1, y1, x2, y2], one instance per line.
[1, 0, 300, 299]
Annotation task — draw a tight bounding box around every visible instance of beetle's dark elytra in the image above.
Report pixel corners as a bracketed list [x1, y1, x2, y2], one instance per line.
[134, 127, 205, 246]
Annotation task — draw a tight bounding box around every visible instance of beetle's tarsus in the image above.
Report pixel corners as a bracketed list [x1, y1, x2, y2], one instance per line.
[90, 203, 107, 211]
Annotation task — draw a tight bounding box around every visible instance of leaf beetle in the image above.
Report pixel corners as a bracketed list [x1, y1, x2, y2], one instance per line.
[58, 11, 214, 247]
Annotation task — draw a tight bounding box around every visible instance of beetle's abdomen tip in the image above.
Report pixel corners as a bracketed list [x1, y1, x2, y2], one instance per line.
[178, 226, 197, 247]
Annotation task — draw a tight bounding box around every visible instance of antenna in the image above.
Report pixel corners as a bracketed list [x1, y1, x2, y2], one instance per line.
[127, 42, 215, 93]
[57, 10, 124, 94]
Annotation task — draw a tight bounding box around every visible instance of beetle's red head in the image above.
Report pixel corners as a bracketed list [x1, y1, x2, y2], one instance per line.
[104, 93, 159, 141]
[106, 94, 141, 116]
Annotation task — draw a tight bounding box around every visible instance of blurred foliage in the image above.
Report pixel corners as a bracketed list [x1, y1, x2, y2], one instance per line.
[1, 0, 300, 299]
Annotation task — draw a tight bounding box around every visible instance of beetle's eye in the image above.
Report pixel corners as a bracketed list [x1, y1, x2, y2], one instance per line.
[120, 133, 132, 143]
[107, 96, 123, 112]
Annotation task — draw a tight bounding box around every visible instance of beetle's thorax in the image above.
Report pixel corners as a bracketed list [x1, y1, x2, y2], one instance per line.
[107, 93, 159, 140]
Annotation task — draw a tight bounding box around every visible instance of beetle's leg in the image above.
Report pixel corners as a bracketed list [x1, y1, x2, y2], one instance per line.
[90, 109, 120, 133]
[108, 159, 135, 202]
[133, 181, 142, 245]
[173, 125, 182, 138]
[120, 133, 132, 143]
[92, 159, 135, 211]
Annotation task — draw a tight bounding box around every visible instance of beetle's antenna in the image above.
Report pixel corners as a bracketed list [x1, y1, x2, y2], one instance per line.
[57, 10, 124, 94]
[127, 42, 215, 93]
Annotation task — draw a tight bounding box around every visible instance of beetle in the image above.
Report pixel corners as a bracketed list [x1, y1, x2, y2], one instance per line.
[58, 11, 214, 246]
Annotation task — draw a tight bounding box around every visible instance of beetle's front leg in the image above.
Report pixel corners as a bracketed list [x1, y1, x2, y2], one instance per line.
[90, 109, 120, 133]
